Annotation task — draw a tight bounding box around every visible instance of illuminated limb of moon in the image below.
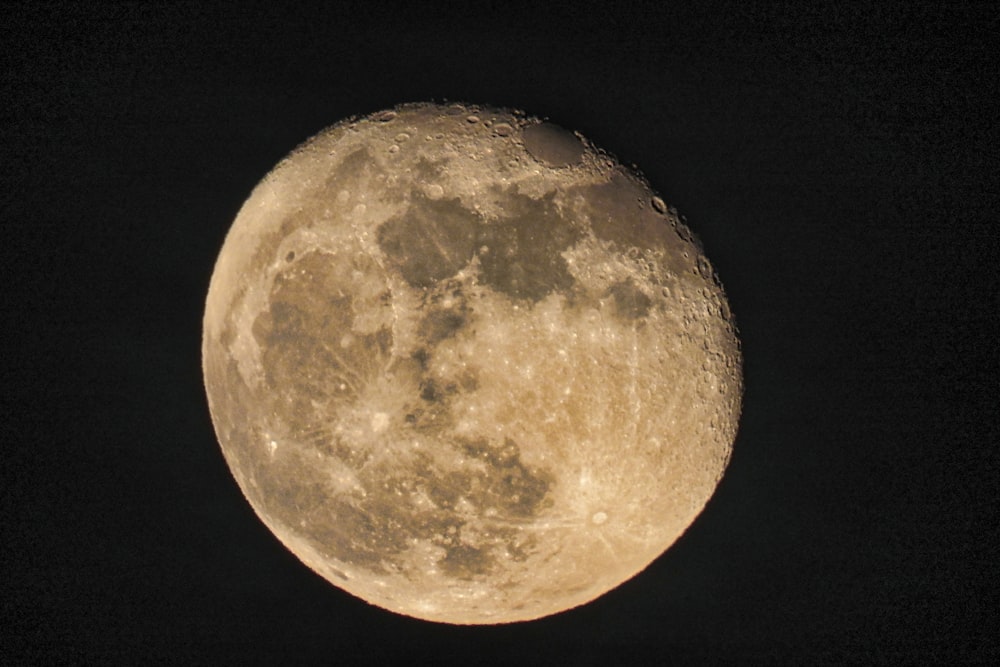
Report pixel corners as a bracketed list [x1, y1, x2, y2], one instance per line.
[203, 102, 742, 624]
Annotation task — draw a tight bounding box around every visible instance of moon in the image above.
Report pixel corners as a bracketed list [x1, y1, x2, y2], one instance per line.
[202, 102, 742, 624]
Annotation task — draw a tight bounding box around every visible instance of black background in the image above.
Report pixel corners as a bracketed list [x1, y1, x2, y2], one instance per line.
[4, 2, 997, 663]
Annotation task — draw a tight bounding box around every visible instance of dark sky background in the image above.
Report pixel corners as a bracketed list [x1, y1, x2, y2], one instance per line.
[4, 2, 997, 663]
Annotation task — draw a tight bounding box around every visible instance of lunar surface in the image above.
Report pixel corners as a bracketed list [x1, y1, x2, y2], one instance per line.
[202, 102, 742, 624]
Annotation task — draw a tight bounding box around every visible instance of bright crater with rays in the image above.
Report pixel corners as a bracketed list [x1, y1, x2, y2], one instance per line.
[203, 102, 742, 624]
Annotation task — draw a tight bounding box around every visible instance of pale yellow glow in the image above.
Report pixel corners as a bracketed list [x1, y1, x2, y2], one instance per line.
[202, 102, 742, 624]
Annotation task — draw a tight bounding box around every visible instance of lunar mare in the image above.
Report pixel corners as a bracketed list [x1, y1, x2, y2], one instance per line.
[203, 102, 742, 624]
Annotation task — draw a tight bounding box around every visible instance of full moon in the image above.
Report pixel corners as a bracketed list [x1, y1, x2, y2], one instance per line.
[202, 102, 742, 624]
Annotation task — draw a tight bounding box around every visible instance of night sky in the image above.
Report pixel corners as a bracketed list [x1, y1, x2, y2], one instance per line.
[5, 2, 997, 663]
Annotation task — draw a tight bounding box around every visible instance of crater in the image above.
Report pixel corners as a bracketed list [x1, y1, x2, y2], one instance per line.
[522, 122, 585, 167]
